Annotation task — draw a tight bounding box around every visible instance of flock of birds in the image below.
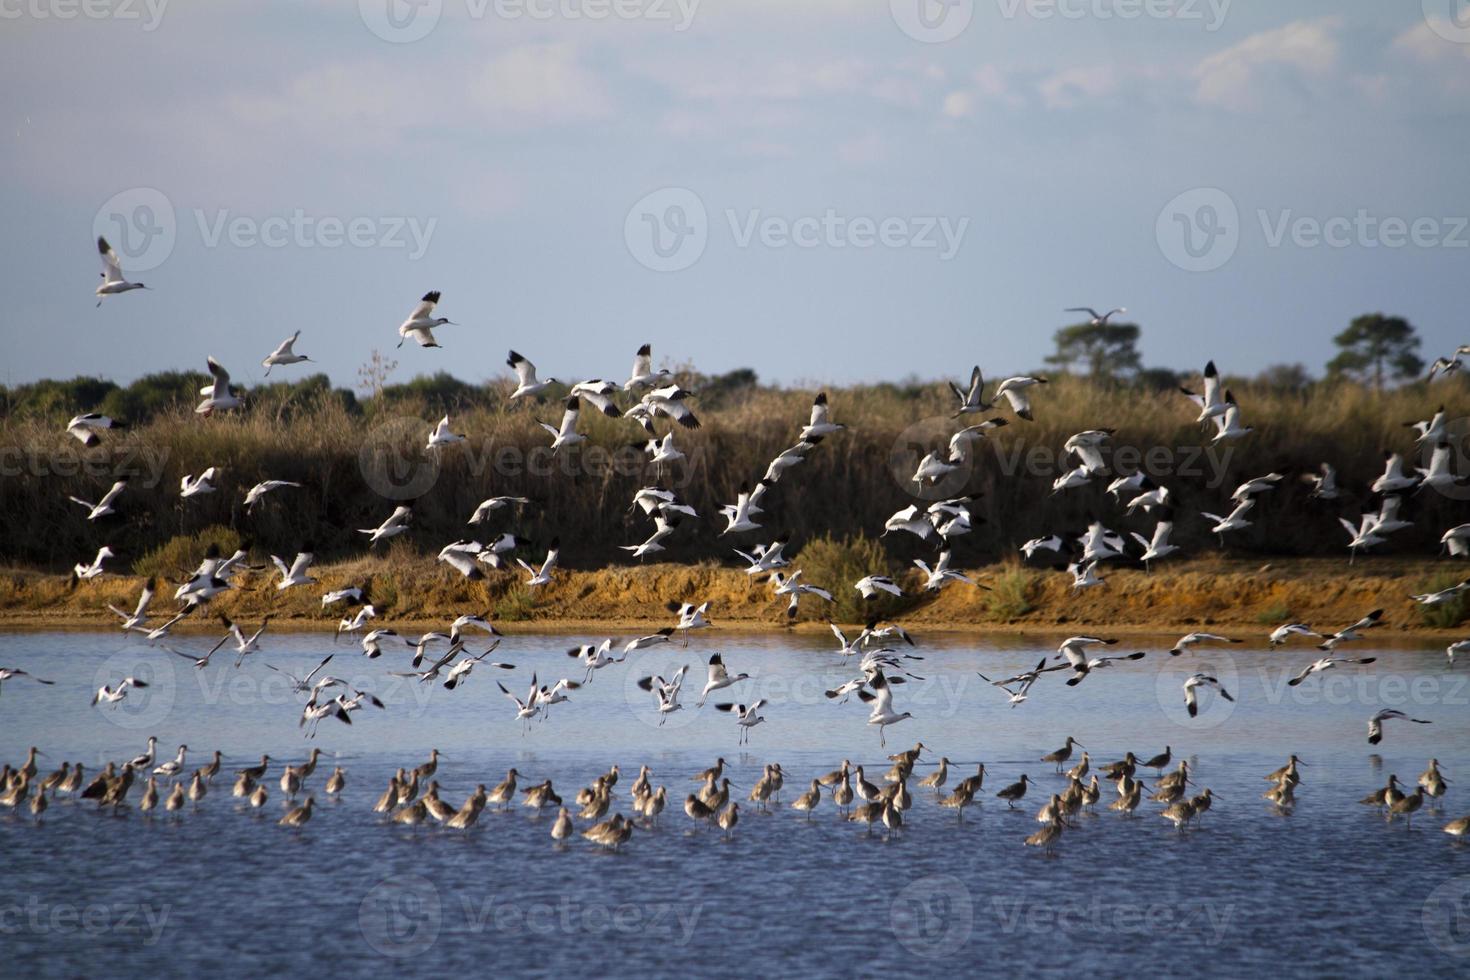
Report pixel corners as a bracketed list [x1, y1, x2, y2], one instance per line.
[3, 247, 1469, 851]
[3, 735, 1467, 852]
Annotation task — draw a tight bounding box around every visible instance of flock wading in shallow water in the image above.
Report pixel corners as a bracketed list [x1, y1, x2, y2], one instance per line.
[4, 247, 1470, 849]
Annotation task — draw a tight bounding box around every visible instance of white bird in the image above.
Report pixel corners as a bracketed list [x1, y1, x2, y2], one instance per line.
[515, 539, 559, 588]
[1373, 495, 1414, 535]
[672, 601, 713, 633]
[1406, 405, 1447, 445]
[624, 343, 671, 392]
[1169, 632, 1242, 656]
[1054, 636, 1143, 685]
[1179, 360, 1226, 424]
[208, 614, 273, 668]
[1064, 429, 1113, 476]
[476, 532, 530, 570]
[640, 385, 700, 429]
[336, 604, 378, 639]
[1183, 674, 1234, 718]
[1302, 462, 1340, 500]
[733, 537, 790, 576]
[271, 551, 317, 590]
[1078, 521, 1127, 564]
[568, 379, 623, 418]
[636, 665, 689, 725]
[195, 357, 242, 416]
[1417, 442, 1462, 496]
[426, 416, 464, 449]
[913, 550, 978, 592]
[855, 672, 911, 747]
[153, 745, 188, 779]
[94, 236, 148, 305]
[91, 676, 148, 707]
[855, 575, 903, 600]
[719, 482, 766, 536]
[1202, 498, 1255, 544]
[1367, 709, 1432, 746]
[641, 432, 686, 478]
[1065, 306, 1127, 326]
[359, 505, 413, 545]
[1066, 560, 1104, 593]
[1339, 513, 1387, 561]
[507, 350, 559, 399]
[468, 496, 530, 524]
[180, 468, 219, 498]
[72, 546, 115, 581]
[799, 392, 846, 440]
[1106, 472, 1149, 499]
[1410, 579, 1470, 605]
[0, 667, 56, 697]
[948, 418, 1008, 462]
[568, 639, 621, 683]
[624, 627, 676, 654]
[622, 515, 680, 558]
[1131, 521, 1179, 570]
[697, 653, 751, 706]
[1371, 452, 1419, 494]
[912, 451, 959, 486]
[496, 673, 542, 732]
[770, 570, 833, 618]
[994, 376, 1047, 422]
[244, 480, 301, 511]
[397, 291, 454, 348]
[436, 541, 486, 580]
[107, 578, 156, 631]
[1442, 524, 1470, 558]
[1317, 609, 1384, 651]
[1020, 535, 1067, 561]
[361, 629, 407, 659]
[261, 331, 310, 375]
[1125, 479, 1171, 514]
[765, 439, 821, 484]
[1428, 351, 1470, 382]
[443, 643, 516, 691]
[1210, 391, 1252, 442]
[538, 398, 586, 453]
[66, 412, 124, 446]
[1231, 473, 1283, 502]
[977, 657, 1049, 708]
[948, 366, 990, 417]
[1446, 639, 1470, 668]
[1268, 623, 1320, 649]
[713, 699, 767, 744]
[68, 478, 127, 520]
[882, 505, 937, 543]
[1287, 652, 1379, 687]
[1051, 465, 1096, 494]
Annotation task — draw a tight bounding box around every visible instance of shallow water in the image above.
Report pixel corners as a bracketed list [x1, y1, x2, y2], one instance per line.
[2, 628, 1469, 977]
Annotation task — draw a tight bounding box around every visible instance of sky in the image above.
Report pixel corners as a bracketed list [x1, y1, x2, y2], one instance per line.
[2, 1, 1468, 391]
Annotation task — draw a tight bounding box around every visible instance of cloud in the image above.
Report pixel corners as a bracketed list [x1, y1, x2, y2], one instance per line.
[1192, 17, 1341, 112]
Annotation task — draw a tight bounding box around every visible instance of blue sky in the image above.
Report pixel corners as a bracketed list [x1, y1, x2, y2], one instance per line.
[3, 1, 1468, 390]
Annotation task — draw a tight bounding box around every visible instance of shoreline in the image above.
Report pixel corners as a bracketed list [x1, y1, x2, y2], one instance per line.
[2, 556, 1466, 641]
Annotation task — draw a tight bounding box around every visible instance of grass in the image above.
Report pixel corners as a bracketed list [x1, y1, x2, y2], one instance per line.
[985, 563, 1038, 621]
[2, 373, 1469, 582]
[1416, 572, 1470, 629]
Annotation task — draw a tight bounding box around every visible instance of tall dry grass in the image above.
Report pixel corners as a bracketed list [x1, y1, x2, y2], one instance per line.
[2, 375, 1468, 581]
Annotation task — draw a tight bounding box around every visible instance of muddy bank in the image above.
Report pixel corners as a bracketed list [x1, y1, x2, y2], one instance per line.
[1, 557, 1465, 639]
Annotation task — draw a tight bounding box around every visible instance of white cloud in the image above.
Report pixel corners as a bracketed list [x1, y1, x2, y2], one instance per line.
[1192, 17, 1341, 112]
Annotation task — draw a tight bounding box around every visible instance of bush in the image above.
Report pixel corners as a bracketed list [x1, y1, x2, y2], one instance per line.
[134, 526, 243, 579]
[794, 534, 897, 623]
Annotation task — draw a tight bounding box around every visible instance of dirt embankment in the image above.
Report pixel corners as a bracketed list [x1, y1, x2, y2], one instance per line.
[0, 556, 1465, 638]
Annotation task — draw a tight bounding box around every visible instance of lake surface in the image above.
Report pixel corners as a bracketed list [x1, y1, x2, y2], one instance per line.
[2, 628, 1469, 977]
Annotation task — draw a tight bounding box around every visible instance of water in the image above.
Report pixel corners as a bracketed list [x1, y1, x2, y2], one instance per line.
[2, 628, 1469, 976]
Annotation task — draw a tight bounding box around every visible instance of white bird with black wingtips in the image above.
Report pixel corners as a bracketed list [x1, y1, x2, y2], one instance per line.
[426, 416, 464, 449]
[507, 350, 559, 399]
[1183, 674, 1234, 717]
[800, 393, 846, 440]
[195, 358, 242, 416]
[68, 478, 127, 521]
[66, 413, 124, 446]
[538, 398, 586, 453]
[261, 332, 310, 375]
[94, 236, 148, 306]
[397, 291, 454, 348]
[516, 538, 559, 588]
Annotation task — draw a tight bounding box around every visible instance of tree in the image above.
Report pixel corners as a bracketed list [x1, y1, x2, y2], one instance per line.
[1254, 363, 1313, 393]
[1044, 322, 1143, 379]
[1326, 314, 1422, 390]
